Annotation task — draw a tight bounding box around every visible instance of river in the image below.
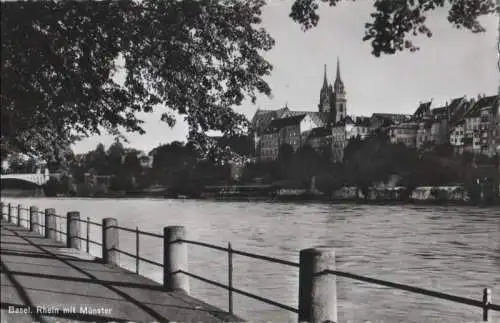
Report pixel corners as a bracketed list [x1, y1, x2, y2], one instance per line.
[2, 197, 500, 322]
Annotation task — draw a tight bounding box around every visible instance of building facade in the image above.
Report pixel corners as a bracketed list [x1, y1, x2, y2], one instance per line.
[390, 121, 419, 148]
[476, 95, 499, 156]
[331, 116, 354, 163]
[250, 60, 347, 161]
[449, 121, 465, 153]
[249, 60, 497, 162]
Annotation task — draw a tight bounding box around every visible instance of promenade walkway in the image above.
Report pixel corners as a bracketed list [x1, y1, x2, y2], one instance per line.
[0, 219, 242, 323]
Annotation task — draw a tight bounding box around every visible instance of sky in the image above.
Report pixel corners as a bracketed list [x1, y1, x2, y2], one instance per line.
[72, 1, 499, 155]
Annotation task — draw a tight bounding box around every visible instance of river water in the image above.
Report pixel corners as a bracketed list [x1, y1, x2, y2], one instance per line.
[2, 197, 500, 322]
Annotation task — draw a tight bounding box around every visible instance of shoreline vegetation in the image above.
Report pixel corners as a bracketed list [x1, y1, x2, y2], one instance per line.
[2, 182, 498, 206]
[2, 139, 499, 207]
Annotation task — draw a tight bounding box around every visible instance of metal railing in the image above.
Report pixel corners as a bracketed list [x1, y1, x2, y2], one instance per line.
[75, 217, 103, 252]
[111, 224, 164, 272]
[1, 201, 499, 321]
[324, 269, 500, 321]
[179, 238, 300, 314]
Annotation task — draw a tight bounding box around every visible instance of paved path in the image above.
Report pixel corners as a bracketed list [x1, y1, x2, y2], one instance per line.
[0, 219, 243, 323]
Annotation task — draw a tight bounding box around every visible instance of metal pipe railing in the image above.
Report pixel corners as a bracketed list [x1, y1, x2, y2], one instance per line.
[325, 269, 498, 321]
[228, 242, 233, 314]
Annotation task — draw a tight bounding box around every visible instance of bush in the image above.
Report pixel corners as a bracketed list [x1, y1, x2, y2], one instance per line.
[43, 176, 72, 196]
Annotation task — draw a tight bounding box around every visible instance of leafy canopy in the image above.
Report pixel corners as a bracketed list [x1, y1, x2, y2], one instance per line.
[290, 0, 497, 56]
[1, 0, 274, 160]
[2, 0, 496, 163]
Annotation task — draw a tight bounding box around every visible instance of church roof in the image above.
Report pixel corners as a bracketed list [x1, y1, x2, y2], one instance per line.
[287, 110, 308, 117]
[275, 106, 291, 118]
[268, 114, 306, 129]
[308, 112, 330, 125]
[251, 106, 292, 131]
[250, 109, 274, 130]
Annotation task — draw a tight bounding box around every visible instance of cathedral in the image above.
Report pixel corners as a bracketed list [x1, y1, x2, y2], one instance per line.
[249, 59, 348, 160]
[318, 58, 347, 124]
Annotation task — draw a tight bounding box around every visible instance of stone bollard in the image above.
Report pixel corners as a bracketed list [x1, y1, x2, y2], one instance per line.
[298, 247, 337, 323]
[36, 208, 44, 236]
[102, 218, 119, 266]
[66, 212, 81, 249]
[163, 226, 189, 294]
[17, 204, 22, 227]
[29, 206, 38, 232]
[483, 287, 492, 322]
[0, 202, 4, 221]
[8, 203, 12, 223]
[45, 208, 57, 240]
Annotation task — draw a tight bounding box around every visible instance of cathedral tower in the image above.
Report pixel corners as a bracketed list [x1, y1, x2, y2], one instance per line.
[318, 64, 332, 114]
[333, 57, 346, 123]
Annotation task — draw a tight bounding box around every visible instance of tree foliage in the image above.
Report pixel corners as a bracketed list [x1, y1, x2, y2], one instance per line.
[2, 0, 496, 166]
[2, 0, 274, 160]
[290, 0, 496, 56]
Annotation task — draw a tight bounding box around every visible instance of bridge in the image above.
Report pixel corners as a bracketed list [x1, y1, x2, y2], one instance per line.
[0, 169, 50, 186]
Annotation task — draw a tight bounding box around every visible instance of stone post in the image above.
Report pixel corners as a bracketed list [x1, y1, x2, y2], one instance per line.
[17, 204, 22, 226]
[483, 287, 492, 322]
[29, 206, 38, 232]
[102, 218, 119, 266]
[298, 247, 337, 323]
[36, 208, 44, 235]
[66, 211, 81, 249]
[163, 226, 189, 294]
[45, 208, 57, 240]
[8, 203, 12, 223]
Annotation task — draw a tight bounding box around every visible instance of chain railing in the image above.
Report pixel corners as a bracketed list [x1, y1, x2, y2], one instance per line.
[1, 201, 499, 321]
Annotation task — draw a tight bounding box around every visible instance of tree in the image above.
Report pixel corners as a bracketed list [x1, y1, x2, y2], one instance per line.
[123, 150, 143, 176]
[150, 141, 198, 186]
[5, 153, 28, 173]
[2, 0, 274, 161]
[278, 144, 294, 162]
[343, 136, 363, 163]
[216, 135, 252, 157]
[290, 0, 497, 56]
[318, 144, 333, 163]
[107, 140, 126, 174]
[86, 144, 110, 175]
[289, 145, 322, 185]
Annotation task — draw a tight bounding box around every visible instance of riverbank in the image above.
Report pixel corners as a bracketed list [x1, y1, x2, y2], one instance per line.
[3, 184, 498, 206]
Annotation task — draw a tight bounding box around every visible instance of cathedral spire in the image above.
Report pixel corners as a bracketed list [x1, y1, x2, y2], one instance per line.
[335, 57, 341, 82]
[334, 57, 344, 93]
[322, 64, 328, 88]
